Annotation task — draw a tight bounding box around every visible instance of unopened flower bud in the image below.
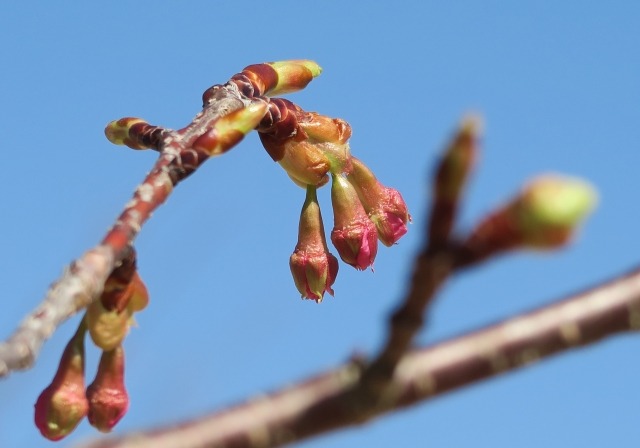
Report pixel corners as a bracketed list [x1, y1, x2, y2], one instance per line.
[192, 101, 268, 157]
[241, 60, 322, 97]
[330, 175, 378, 270]
[460, 174, 597, 265]
[34, 322, 89, 441]
[86, 297, 133, 351]
[86, 345, 129, 433]
[290, 186, 339, 302]
[347, 157, 410, 246]
[259, 102, 352, 187]
[514, 175, 597, 248]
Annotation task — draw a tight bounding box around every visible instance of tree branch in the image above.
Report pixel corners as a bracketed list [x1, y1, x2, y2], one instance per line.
[76, 265, 640, 448]
[0, 84, 250, 378]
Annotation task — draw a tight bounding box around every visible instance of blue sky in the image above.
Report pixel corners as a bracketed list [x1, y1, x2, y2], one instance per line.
[1, 2, 639, 447]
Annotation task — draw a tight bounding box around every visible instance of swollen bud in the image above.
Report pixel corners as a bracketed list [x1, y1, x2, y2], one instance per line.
[290, 186, 339, 302]
[347, 157, 410, 246]
[34, 322, 89, 441]
[86, 345, 129, 433]
[104, 117, 163, 150]
[192, 101, 268, 156]
[242, 60, 322, 97]
[330, 175, 378, 270]
[460, 174, 597, 265]
[515, 175, 597, 248]
[86, 268, 149, 351]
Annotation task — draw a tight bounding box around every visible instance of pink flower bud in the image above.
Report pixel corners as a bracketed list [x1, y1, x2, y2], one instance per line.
[290, 186, 339, 302]
[347, 157, 410, 246]
[330, 175, 378, 270]
[86, 345, 129, 433]
[34, 323, 89, 441]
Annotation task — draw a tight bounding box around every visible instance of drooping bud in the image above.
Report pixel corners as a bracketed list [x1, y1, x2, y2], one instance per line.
[459, 174, 597, 266]
[104, 117, 165, 151]
[86, 345, 129, 433]
[330, 174, 378, 270]
[192, 100, 268, 157]
[290, 186, 339, 302]
[347, 157, 410, 246]
[240, 60, 322, 97]
[34, 321, 89, 441]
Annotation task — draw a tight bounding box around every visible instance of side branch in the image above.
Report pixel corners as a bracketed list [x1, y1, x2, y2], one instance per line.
[78, 266, 640, 448]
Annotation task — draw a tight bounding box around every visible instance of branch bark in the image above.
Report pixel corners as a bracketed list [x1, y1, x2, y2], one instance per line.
[76, 265, 640, 448]
[0, 84, 250, 378]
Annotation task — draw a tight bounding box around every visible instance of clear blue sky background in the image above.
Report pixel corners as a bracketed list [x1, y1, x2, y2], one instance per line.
[1, 2, 639, 447]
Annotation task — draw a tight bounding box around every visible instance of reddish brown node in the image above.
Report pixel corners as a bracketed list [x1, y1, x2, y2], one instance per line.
[238, 63, 279, 97]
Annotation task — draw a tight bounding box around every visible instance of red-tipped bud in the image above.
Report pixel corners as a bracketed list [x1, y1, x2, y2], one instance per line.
[34, 323, 89, 441]
[347, 157, 410, 246]
[330, 175, 378, 270]
[86, 345, 129, 433]
[290, 186, 339, 302]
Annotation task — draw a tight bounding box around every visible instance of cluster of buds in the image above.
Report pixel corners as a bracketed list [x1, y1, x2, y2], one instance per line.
[35, 249, 148, 440]
[255, 96, 410, 301]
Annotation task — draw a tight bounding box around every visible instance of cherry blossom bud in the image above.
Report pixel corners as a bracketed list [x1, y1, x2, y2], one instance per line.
[290, 186, 339, 302]
[34, 323, 89, 441]
[86, 345, 129, 433]
[347, 157, 410, 246]
[460, 174, 597, 265]
[87, 269, 149, 351]
[514, 175, 597, 248]
[237, 60, 322, 97]
[330, 175, 378, 270]
[259, 101, 352, 188]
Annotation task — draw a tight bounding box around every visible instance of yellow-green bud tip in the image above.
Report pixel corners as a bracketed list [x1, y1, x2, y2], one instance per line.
[265, 60, 322, 96]
[515, 174, 597, 248]
[523, 175, 597, 227]
[104, 118, 146, 146]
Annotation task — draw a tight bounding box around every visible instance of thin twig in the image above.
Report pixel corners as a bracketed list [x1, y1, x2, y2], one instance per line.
[76, 265, 640, 448]
[0, 84, 251, 378]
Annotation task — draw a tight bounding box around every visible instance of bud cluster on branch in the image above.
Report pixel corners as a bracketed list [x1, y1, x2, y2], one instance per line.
[0, 60, 612, 448]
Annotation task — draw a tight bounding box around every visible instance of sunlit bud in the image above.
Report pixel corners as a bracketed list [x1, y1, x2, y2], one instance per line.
[34, 322, 89, 441]
[86, 345, 129, 433]
[192, 101, 268, 156]
[330, 175, 378, 270]
[461, 175, 597, 265]
[241, 60, 322, 97]
[347, 157, 410, 246]
[104, 117, 164, 150]
[86, 299, 132, 352]
[290, 186, 339, 302]
[258, 100, 354, 187]
[514, 175, 597, 248]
